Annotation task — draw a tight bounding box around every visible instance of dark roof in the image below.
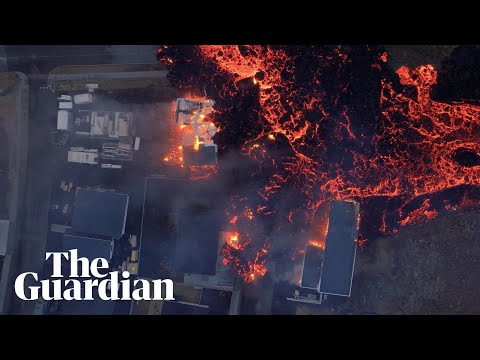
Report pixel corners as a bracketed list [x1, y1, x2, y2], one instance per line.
[138, 177, 224, 280]
[54, 293, 131, 315]
[0, 173, 9, 217]
[182, 145, 217, 166]
[162, 301, 210, 315]
[300, 244, 323, 289]
[318, 200, 359, 297]
[174, 208, 222, 275]
[72, 188, 128, 239]
[56, 295, 116, 315]
[61, 235, 113, 261]
[138, 179, 189, 279]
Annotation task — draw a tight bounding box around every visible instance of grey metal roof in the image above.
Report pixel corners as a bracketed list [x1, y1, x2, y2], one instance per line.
[174, 208, 222, 276]
[161, 301, 210, 315]
[62, 235, 113, 262]
[300, 244, 323, 289]
[182, 145, 217, 166]
[138, 179, 187, 279]
[318, 200, 359, 297]
[0, 220, 10, 256]
[138, 177, 223, 280]
[56, 294, 116, 315]
[72, 188, 128, 239]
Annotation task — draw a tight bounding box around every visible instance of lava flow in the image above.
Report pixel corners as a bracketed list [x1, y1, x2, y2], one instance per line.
[159, 45, 480, 283]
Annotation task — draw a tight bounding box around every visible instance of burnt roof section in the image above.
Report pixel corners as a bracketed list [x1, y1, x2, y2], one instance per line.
[300, 244, 323, 289]
[72, 188, 128, 240]
[162, 301, 210, 315]
[174, 207, 222, 276]
[46, 235, 113, 261]
[182, 145, 217, 166]
[319, 200, 359, 297]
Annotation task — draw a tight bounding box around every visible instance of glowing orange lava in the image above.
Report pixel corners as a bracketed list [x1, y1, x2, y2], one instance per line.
[159, 45, 480, 283]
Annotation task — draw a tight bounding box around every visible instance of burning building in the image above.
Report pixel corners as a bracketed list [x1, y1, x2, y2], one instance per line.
[297, 201, 359, 298]
[134, 176, 240, 315]
[175, 98, 218, 166]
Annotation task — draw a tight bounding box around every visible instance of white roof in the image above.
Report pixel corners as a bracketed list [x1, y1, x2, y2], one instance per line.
[117, 118, 128, 137]
[92, 113, 104, 136]
[57, 110, 71, 130]
[68, 151, 98, 164]
[73, 93, 93, 104]
[0, 220, 10, 256]
[59, 102, 73, 109]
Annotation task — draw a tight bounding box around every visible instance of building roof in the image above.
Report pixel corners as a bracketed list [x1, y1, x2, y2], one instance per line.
[138, 179, 187, 279]
[54, 294, 131, 315]
[76, 110, 133, 138]
[183, 231, 235, 290]
[300, 244, 323, 289]
[57, 110, 72, 130]
[138, 177, 223, 280]
[161, 301, 210, 315]
[72, 188, 128, 239]
[182, 145, 217, 166]
[318, 200, 359, 297]
[46, 235, 113, 261]
[0, 220, 10, 256]
[174, 208, 222, 276]
[0, 173, 8, 217]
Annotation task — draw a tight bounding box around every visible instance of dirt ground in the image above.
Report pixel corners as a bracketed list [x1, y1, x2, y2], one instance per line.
[343, 209, 480, 314]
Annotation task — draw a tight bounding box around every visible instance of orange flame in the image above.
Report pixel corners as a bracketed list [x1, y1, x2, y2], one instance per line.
[308, 240, 325, 250]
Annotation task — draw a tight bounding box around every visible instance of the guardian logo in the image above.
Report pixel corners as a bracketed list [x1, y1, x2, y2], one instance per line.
[14, 250, 175, 301]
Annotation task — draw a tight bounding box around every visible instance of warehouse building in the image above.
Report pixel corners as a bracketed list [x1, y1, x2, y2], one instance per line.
[72, 188, 129, 240]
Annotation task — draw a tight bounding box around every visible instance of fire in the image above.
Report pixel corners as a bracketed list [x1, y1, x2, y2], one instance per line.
[162, 97, 218, 180]
[308, 240, 325, 250]
[159, 45, 480, 283]
[398, 199, 438, 226]
[193, 136, 203, 151]
[225, 232, 243, 250]
[222, 230, 269, 282]
[188, 165, 218, 180]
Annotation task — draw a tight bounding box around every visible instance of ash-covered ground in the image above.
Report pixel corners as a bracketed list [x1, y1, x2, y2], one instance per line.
[349, 208, 480, 314]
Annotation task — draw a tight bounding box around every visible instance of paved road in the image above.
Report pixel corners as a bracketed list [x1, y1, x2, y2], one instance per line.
[46, 70, 168, 81]
[2, 45, 160, 314]
[0, 73, 29, 313]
